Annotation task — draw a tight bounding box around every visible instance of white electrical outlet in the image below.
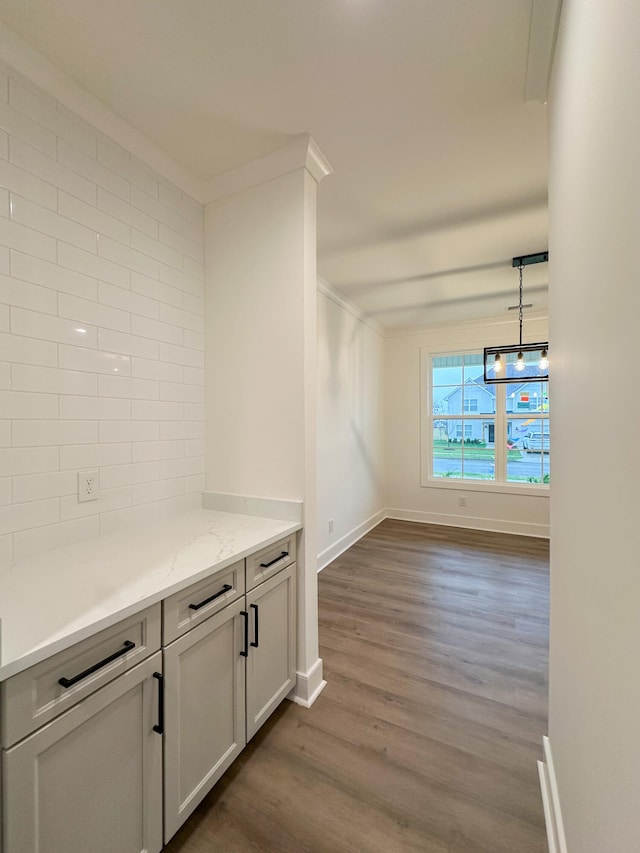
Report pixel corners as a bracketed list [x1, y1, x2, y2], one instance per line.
[78, 470, 99, 503]
[328, 519, 334, 533]
[458, 495, 467, 507]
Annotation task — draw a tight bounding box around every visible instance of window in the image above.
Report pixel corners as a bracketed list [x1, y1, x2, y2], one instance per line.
[428, 352, 549, 487]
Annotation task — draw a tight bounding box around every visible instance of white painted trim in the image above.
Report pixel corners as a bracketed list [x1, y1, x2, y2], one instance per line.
[204, 134, 333, 203]
[317, 510, 386, 573]
[538, 760, 559, 853]
[317, 277, 385, 338]
[525, 0, 563, 103]
[540, 736, 568, 853]
[288, 658, 326, 708]
[0, 23, 204, 203]
[386, 507, 550, 539]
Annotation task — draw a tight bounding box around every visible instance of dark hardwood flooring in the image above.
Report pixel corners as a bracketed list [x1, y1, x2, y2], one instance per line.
[165, 519, 550, 852]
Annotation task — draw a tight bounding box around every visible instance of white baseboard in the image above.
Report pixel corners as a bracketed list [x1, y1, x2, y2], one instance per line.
[538, 736, 568, 853]
[317, 509, 386, 572]
[385, 507, 550, 539]
[288, 658, 326, 708]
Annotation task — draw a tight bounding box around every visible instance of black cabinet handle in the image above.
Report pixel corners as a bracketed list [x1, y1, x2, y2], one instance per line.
[240, 611, 249, 657]
[58, 640, 135, 689]
[153, 672, 164, 735]
[188, 583, 232, 611]
[250, 603, 259, 648]
[259, 551, 288, 569]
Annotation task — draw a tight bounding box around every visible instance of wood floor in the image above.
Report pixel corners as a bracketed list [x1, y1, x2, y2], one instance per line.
[165, 519, 550, 853]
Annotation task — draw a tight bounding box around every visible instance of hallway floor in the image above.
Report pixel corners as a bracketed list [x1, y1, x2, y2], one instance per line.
[165, 519, 549, 852]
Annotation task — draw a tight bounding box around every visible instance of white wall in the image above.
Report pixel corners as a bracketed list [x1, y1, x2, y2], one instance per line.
[316, 282, 385, 569]
[385, 314, 550, 537]
[0, 61, 205, 564]
[548, 1, 640, 850]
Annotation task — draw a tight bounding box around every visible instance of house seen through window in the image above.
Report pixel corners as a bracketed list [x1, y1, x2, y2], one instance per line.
[430, 352, 549, 485]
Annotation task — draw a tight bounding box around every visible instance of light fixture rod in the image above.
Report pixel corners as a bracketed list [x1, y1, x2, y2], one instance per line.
[518, 263, 524, 347]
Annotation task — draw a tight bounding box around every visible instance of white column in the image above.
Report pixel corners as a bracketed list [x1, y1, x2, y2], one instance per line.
[204, 136, 332, 705]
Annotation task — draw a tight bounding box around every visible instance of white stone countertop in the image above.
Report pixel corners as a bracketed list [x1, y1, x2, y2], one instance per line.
[0, 509, 302, 682]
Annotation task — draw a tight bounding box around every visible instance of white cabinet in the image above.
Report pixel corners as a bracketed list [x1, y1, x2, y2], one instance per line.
[163, 597, 246, 841]
[2, 653, 163, 853]
[245, 562, 296, 741]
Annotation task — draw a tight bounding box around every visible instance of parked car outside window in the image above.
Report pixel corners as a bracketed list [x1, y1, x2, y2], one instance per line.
[523, 431, 550, 453]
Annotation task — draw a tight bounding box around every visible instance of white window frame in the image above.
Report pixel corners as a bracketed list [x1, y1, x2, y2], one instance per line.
[421, 348, 550, 496]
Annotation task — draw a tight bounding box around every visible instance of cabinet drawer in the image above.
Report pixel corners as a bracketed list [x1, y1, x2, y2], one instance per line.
[162, 559, 244, 644]
[1, 603, 161, 748]
[246, 534, 296, 590]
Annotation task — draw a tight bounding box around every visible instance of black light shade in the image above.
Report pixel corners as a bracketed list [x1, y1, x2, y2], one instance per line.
[483, 343, 549, 383]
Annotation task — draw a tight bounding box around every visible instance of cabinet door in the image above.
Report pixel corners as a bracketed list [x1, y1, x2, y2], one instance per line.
[163, 597, 246, 843]
[245, 563, 296, 741]
[2, 653, 163, 853]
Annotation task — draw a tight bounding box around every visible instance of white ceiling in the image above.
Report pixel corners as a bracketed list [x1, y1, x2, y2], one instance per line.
[0, 0, 550, 330]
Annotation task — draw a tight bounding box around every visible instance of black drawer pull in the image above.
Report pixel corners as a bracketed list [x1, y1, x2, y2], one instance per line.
[259, 551, 288, 569]
[250, 603, 259, 648]
[58, 640, 135, 689]
[189, 583, 233, 611]
[153, 672, 164, 735]
[240, 611, 249, 657]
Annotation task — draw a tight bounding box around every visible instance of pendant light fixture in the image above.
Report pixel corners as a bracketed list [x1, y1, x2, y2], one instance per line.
[483, 251, 549, 383]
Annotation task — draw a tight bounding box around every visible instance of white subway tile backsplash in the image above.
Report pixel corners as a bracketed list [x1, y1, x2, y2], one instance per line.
[0, 420, 10, 447]
[13, 516, 99, 562]
[12, 470, 77, 502]
[0, 477, 10, 506]
[159, 342, 204, 368]
[12, 363, 98, 395]
[131, 229, 182, 270]
[0, 158, 58, 210]
[9, 78, 97, 158]
[59, 345, 131, 376]
[160, 456, 205, 480]
[98, 328, 159, 360]
[60, 486, 131, 521]
[12, 419, 98, 447]
[132, 400, 183, 421]
[11, 306, 98, 347]
[0, 332, 57, 367]
[99, 235, 158, 279]
[0, 273, 58, 314]
[99, 279, 158, 319]
[1, 218, 57, 261]
[130, 186, 182, 232]
[11, 193, 97, 252]
[10, 137, 96, 205]
[131, 314, 183, 345]
[0, 498, 59, 534]
[0, 446, 59, 475]
[132, 440, 184, 463]
[99, 420, 159, 443]
[97, 188, 158, 239]
[158, 304, 204, 333]
[98, 374, 159, 400]
[131, 272, 182, 308]
[11, 251, 98, 300]
[133, 477, 184, 505]
[59, 395, 131, 420]
[0, 390, 58, 419]
[59, 243, 130, 288]
[0, 99, 57, 158]
[58, 191, 130, 246]
[1, 65, 205, 562]
[59, 293, 130, 334]
[132, 356, 182, 383]
[58, 139, 129, 200]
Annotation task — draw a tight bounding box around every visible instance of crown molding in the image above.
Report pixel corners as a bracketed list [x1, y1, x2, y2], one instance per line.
[204, 134, 333, 204]
[317, 277, 385, 338]
[0, 23, 205, 203]
[525, 0, 563, 102]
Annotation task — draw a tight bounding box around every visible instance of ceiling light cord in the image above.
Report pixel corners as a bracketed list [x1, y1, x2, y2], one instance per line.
[518, 262, 524, 347]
